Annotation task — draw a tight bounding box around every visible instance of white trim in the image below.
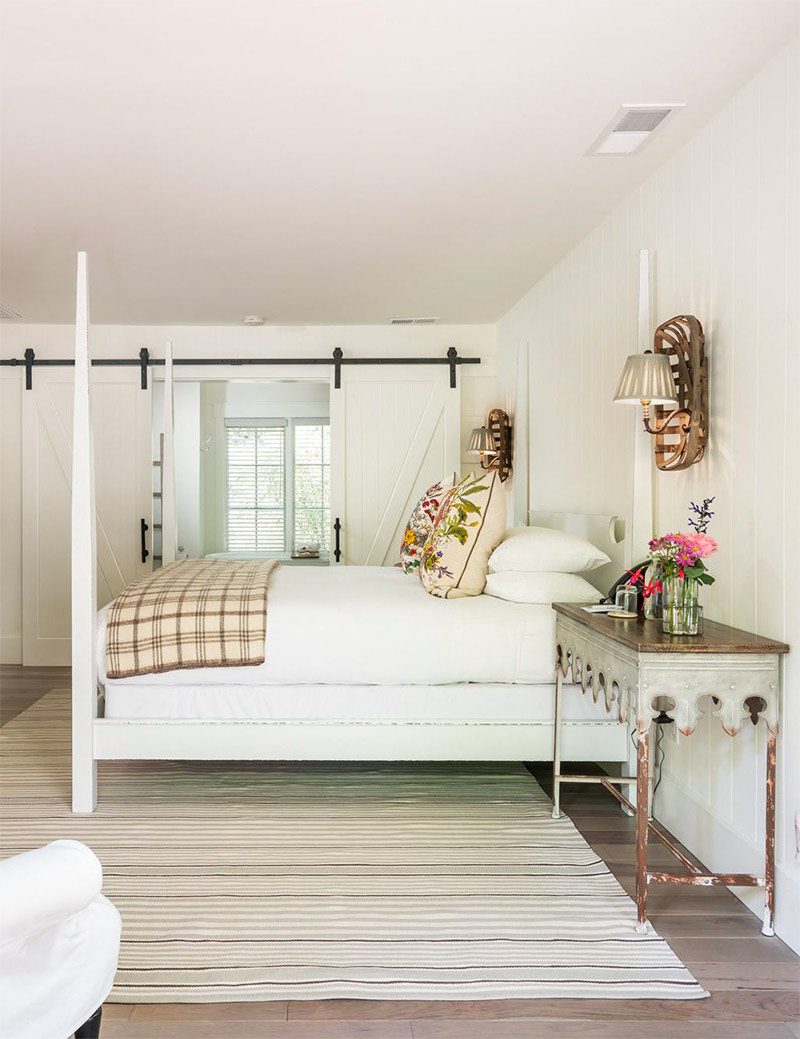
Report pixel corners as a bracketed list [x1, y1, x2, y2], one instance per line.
[70, 252, 97, 813]
[0, 635, 22, 664]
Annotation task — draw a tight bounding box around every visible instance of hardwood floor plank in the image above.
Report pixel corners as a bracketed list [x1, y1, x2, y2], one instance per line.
[101, 1004, 136, 1022]
[286, 990, 799, 1022]
[667, 937, 800, 964]
[104, 1019, 413, 1039]
[687, 962, 800, 991]
[410, 1020, 797, 1039]
[646, 914, 780, 938]
[0, 665, 67, 725]
[130, 1001, 288, 1022]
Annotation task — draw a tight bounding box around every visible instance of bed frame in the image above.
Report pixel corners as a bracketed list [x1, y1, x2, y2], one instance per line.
[70, 254, 630, 813]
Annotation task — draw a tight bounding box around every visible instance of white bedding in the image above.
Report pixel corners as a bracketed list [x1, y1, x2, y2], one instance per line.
[98, 566, 561, 689]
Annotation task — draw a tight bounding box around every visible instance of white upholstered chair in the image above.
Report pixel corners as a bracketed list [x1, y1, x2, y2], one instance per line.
[0, 840, 121, 1039]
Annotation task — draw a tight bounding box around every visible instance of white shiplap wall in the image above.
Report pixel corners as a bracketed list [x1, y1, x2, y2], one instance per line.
[498, 38, 799, 950]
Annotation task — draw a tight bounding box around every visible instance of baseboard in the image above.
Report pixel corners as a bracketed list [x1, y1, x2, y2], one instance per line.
[655, 772, 800, 955]
[0, 635, 22, 664]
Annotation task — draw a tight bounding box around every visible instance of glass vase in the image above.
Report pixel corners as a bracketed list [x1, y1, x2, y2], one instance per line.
[661, 575, 702, 636]
[643, 562, 663, 621]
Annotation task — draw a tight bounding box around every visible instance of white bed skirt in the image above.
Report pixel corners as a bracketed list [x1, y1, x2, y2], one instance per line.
[102, 681, 611, 722]
[94, 681, 629, 764]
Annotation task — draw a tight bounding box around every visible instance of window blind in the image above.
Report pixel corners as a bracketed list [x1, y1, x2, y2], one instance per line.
[224, 420, 330, 555]
[226, 424, 285, 552]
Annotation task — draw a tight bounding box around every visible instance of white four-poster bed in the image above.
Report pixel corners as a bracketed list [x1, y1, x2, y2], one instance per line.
[70, 253, 630, 813]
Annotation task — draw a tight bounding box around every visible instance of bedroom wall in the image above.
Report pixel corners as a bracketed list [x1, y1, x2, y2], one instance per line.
[0, 322, 497, 663]
[497, 38, 799, 950]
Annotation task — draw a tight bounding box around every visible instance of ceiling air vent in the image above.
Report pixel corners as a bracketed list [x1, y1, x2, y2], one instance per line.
[390, 317, 439, 325]
[587, 104, 684, 156]
[0, 304, 21, 320]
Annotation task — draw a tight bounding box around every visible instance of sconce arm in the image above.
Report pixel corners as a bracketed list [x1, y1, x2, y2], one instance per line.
[641, 402, 691, 436]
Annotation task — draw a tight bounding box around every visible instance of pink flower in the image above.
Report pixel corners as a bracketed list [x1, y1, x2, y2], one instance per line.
[691, 533, 718, 558]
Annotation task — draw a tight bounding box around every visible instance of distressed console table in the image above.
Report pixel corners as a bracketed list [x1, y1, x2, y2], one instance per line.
[551, 602, 789, 935]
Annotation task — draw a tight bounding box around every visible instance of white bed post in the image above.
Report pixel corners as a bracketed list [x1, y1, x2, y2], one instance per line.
[161, 340, 177, 564]
[511, 340, 530, 528]
[628, 249, 655, 565]
[624, 249, 655, 814]
[71, 251, 98, 813]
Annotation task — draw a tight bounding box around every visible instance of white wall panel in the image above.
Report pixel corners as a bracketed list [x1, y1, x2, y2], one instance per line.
[0, 372, 22, 661]
[497, 39, 800, 950]
[20, 368, 152, 664]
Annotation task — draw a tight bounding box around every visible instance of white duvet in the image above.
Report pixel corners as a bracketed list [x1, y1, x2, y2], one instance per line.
[98, 565, 559, 688]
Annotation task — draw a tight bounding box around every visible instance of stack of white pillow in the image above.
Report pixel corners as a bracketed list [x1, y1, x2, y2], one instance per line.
[484, 527, 610, 605]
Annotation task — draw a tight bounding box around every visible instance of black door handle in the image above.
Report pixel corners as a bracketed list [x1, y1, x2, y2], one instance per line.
[140, 518, 150, 564]
[333, 518, 342, 563]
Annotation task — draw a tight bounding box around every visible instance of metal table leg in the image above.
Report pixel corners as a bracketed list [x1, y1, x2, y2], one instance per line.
[551, 665, 563, 820]
[635, 721, 651, 932]
[762, 728, 777, 936]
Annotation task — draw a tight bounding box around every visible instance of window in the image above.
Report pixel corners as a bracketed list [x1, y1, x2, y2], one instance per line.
[293, 422, 331, 552]
[225, 419, 330, 554]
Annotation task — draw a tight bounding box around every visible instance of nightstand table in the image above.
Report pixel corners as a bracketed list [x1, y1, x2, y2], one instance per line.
[551, 602, 789, 935]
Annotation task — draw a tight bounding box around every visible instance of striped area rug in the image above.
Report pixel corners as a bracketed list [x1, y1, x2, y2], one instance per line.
[0, 691, 707, 1001]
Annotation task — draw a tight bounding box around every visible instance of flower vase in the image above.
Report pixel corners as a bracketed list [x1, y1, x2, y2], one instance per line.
[643, 563, 663, 621]
[661, 575, 702, 636]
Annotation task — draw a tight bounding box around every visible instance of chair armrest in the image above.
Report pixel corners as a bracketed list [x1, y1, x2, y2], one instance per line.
[0, 840, 103, 946]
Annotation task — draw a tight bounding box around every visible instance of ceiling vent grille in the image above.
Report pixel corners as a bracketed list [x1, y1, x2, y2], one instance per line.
[0, 304, 21, 320]
[587, 104, 684, 156]
[390, 317, 439, 325]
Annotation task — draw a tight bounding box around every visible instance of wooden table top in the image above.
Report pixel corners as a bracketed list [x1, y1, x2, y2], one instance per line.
[553, 602, 790, 655]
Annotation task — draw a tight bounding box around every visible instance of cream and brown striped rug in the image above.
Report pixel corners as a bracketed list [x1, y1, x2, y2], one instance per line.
[0, 691, 707, 1001]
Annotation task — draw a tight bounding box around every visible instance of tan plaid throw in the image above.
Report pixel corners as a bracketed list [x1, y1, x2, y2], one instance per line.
[106, 559, 279, 679]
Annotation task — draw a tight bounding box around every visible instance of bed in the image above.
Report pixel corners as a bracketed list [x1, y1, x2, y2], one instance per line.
[92, 560, 627, 775]
[97, 565, 620, 733]
[70, 254, 630, 813]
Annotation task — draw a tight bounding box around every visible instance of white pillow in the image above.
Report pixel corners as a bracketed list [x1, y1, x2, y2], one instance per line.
[484, 571, 602, 605]
[488, 526, 611, 574]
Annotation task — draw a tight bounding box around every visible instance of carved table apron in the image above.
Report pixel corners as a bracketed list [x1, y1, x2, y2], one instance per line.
[551, 604, 787, 936]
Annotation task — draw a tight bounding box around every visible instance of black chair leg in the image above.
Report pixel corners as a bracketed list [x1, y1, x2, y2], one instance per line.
[75, 1005, 102, 1039]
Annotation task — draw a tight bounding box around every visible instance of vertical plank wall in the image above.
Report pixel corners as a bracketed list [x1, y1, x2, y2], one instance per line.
[498, 39, 799, 949]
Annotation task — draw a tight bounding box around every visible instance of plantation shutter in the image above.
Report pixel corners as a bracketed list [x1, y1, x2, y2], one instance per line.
[225, 422, 285, 552]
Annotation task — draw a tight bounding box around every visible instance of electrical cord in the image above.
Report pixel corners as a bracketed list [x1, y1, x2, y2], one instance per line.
[629, 720, 667, 808]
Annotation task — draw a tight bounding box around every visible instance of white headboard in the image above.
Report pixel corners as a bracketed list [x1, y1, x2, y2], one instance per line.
[528, 511, 626, 594]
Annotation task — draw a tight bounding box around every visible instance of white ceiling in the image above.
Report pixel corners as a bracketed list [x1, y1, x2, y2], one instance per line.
[1, 1, 797, 325]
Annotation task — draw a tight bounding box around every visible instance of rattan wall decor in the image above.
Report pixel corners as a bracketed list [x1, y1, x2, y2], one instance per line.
[650, 315, 708, 471]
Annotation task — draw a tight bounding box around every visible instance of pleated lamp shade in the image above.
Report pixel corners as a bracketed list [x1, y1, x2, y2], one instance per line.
[613, 352, 678, 406]
[467, 426, 497, 455]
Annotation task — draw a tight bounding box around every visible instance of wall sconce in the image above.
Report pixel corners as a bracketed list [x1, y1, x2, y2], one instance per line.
[468, 408, 512, 482]
[613, 314, 708, 471]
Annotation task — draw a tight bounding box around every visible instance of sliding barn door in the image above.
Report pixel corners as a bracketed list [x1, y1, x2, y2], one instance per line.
[329, 366, 461, 566]
[21, 368, 152, 664]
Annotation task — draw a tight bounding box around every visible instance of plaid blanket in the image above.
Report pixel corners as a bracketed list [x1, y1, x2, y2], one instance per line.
[105, 559, 279, 679]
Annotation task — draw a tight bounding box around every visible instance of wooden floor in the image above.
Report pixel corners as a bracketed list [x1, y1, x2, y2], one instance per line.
[1, 664, 798, 1039]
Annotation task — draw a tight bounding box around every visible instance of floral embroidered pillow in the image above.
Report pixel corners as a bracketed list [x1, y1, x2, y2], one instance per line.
[420, 471, 506, 598]
[398, 477, 454, 574]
